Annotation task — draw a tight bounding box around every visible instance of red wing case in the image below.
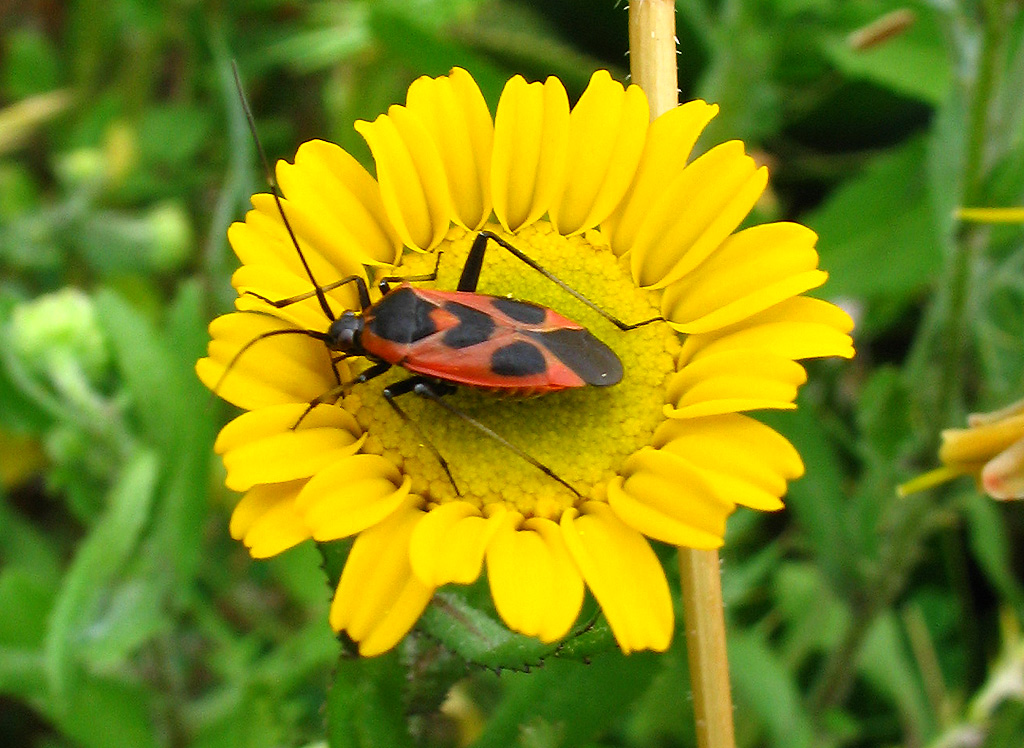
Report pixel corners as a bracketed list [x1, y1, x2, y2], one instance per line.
[360, 286, 622, 393]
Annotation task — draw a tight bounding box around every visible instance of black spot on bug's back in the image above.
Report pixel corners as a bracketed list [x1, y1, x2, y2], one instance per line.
[492, 297, 548, 324]
[530, 329, 623, 386]
[441, 301, 496, 349]
[491, 341, 547, 377]
[367, 287, 437, 344]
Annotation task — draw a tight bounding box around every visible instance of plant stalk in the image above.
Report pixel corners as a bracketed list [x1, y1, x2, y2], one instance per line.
[629, 4, 737, 748]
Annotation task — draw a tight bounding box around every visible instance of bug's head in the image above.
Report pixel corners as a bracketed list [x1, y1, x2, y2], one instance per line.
[325, 311, 364, 353]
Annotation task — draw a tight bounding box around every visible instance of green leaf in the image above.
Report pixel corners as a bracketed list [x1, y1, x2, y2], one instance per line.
[0, 337, 51, 432]
[368, 7, 508, 105]
[0, 494, 61, 583]
[859, 612, 935, 740]
[94, 289, 179, 453]
[547, 616, 617, 662]
[0, 567, 56, 648]
[190, 687, 292, 748]
[761, 407, 854, 594]
[1, 28, 61, 99]
[418, 592, 558, 670]
[772, 562, 849, 660]
[961, 492, 1024, 615]
[822, 9, 951, 105]
[137, 103, 213, 165]
[0, 646, 45, 700]
[805, 137, 943, 300]
[857, 366, 912, 463]
[94, 285, 216, 594]
[470, 648, 661, 748]
[43, 673, 159, 748]
[327, 650, 414, 748]
[986, 699, 1024, 748]
[44, 450, 159, 700]
[78, 576, 168, 668]
[151, 280, 216, 585]
[697, 6, 780, 144]
[318, 538, 354, 590]
[730, 628, 815, 748]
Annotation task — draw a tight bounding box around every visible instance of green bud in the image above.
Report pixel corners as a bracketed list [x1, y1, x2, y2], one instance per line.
[10, 287, 109, 382]
[54, 147, 106, 190]
[146, 201, 192, 272]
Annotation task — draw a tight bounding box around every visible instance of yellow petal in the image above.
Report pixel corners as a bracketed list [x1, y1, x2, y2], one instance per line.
[939, 414, 1024, 466]
[560, 503, 674, 653]
[329, 497, 434, 656]
[275, 140, 403, 267]
[406, 68, 493, 230]
[235, 192, 372, 305]
[356, 106, 452, 250]
[679, 296, 856, 365]
[228, 198, 367, 322]
[230, 264, 347, 332]
[651, 414, 803, 510]
[630, 141, 768, 289]
[609, 448, 733, 547]
[967, 397, 1024, 427]
[215, 402, 359, 453]
[196, 313, 336, 410]
[665, 350, 806, 418]
[229, 479, 311, 558]
[216, 404, 365, 492]
[491, 75, 570, 232]
[662, 222, 828, 334]
[297, 454, 412, 541]
[486, 514, 585, 642]
[604, 100, 719, 255]
[409, 501, 507, 586]
[548, 71, 649, 236]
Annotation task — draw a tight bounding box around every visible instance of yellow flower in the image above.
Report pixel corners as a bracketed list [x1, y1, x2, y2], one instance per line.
[899, 398, 1024, 501]
[197, 68, 854, 656]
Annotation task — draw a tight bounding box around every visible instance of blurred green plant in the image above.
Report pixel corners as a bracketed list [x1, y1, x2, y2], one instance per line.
[2, 1, 1024, 747]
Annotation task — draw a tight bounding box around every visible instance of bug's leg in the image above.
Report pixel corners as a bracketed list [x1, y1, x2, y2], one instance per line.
[375, 251, 445, 295]
[291, 361, 393, 429]
[411, 380, 583, 499]
[457, 233, 489, 292]
[328, 353, 349, 385]
[382, 377, 461, 496]
[242, 274, 373, 315]
[233, 62, 338, 322]
[376, 248, 440, 286]
[463, 231, 662, 330]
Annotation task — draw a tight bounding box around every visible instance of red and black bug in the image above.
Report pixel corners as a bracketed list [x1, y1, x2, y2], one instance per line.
[226, 65, 660, 496]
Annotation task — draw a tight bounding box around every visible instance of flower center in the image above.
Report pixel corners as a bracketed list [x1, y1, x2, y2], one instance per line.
[345, 223, 679, 519]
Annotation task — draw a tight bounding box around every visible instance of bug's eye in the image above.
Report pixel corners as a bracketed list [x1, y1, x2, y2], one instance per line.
[326, 314, 362, 351]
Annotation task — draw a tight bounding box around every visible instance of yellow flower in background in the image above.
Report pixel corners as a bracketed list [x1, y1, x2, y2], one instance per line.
[197, 68, 854, 656]
[900, 398, 1024, 501]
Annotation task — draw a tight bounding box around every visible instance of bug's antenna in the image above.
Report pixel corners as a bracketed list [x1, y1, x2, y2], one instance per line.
[231, 60, 336, 322]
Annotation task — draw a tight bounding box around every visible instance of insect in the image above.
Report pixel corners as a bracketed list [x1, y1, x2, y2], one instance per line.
[225, 64, 660, 496]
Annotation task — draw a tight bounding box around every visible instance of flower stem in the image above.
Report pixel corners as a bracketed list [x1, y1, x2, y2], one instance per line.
[677, 547, 736, 748]
[629, 4, 736, 748]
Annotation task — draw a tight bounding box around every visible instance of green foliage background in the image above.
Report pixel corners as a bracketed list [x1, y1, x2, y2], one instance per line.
[2, 1, 1023, 746]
